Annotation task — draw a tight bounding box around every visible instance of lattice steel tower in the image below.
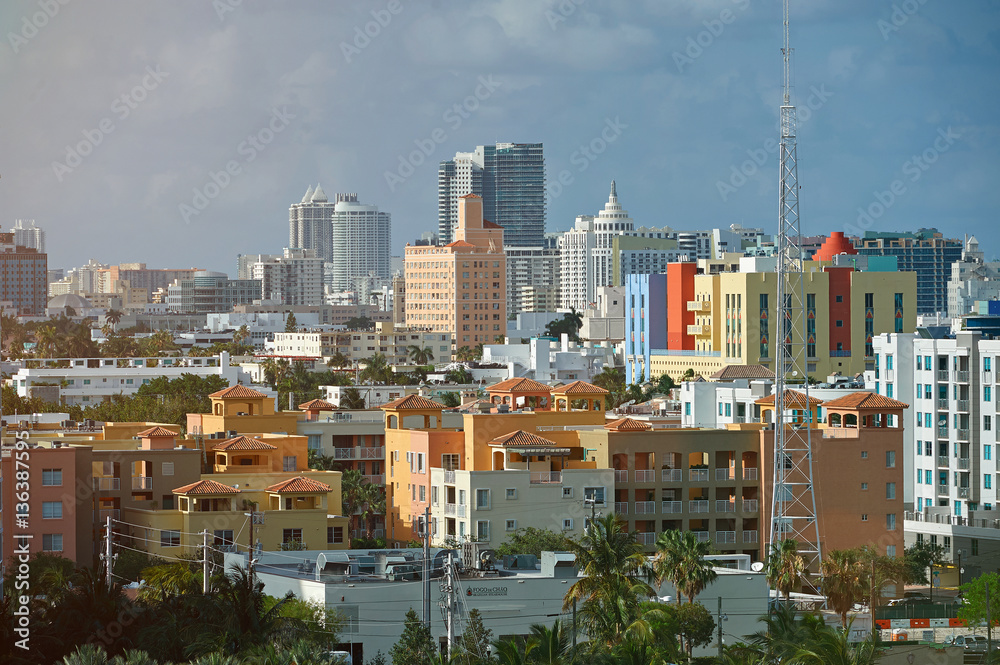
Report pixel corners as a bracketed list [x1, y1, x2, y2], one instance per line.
[768, 0, 822, 573]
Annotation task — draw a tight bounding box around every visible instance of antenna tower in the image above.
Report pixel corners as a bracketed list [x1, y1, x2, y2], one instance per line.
[769, 0, 822, 574]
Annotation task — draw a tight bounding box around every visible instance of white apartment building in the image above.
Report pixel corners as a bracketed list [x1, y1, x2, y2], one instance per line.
[266, 322, 452, 365]
[289, 184, 335, 262]
[480, 336, 617, 383]
[330, 194, 392, 292]
[206, 311, 323, 347]
[505, 246, 560, 316]
[11, 219, 45, 253]
[12, 352, 248, 406]
[948, 236, 1000, 318]
[250, 248, 325, 306]
[437, 150, 484, 244]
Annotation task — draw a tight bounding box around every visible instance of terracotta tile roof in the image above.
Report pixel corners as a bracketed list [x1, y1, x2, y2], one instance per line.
[213, 435, 278, 451]
[755, 389, 825, 407]
[460, 193, 482, 199]
[173, 479, 240, 495]
[298, 399, 335, 410]
[604, 417, 652, 432]
[710, 365, 776, 381]
[487, 377, 552, 393]
[381, 394, 443, 410]
[209, 384, 268, 399]
[456, 398, 491, 412]
[821, 392, 910, 410]
[483, 220, 502, 229]
[136, 426, 178, 438]
[553, 380, 609, 395]
[265, 476, 332, 493]
[444, 240, 475, 248]
[489, 430, 560, 447]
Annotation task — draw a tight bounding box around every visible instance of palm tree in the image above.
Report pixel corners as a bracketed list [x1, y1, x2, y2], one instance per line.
[61, 644, 109, 665]
[748, 600, 828, 663]
[820, 548, 865, 627]
[528, 620, 570, 665]
[339, 387, 367, 410]
[766, 538, 805, 601]
[789, 625, 880, 665]
[407, 344, 435, 366]
[492, 638, 535, 665]
[360, 481, 386, 541]
[35, 324, 58, 358]
[653, 529, 718, 604]
[326, 351, 350, 370]
[358, 353, 393, 385]
[339, 469, 366, 537]
[105, 309, 124, 331]
[146, 329, 178, 356]
[233, 325, 250, 346]
[563, 513, 655, 647]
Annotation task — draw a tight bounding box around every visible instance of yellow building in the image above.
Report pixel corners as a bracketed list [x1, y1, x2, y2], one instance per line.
[187, 384, 299, 436]
[404, 194, 506, 352]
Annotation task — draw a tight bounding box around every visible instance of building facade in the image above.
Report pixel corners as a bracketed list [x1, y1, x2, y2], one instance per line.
[267, 322, 452, 365]
[289, 184, 335, 263]
[330, 194, 392, 292]
[948, 236, 1000, 318]
[505, 246, 560, 316]
[166, 272, 261, 313]
[0, 232, 47, 316]
[250, 248, 325, 306]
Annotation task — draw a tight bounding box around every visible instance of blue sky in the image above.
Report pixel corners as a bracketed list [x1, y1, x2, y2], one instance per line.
[1, 0, 998, 273]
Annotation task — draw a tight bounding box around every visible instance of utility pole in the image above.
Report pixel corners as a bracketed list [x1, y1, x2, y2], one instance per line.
[445, 551, 455, 659]
[988, 581, 993, 655]
[717, 596, 724, 659]
[422, 506, 431, 629]
[246, 505, 262, 587]
[202, 529, 210, 594]
[105, 515, 113, 586]
[572, 598, 578, 658]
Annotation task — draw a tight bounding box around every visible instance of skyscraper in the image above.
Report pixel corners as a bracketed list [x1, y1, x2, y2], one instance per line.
[330, 193, 392, 293]
[438, 143, 545, 246]
[289, 184, 335, 262]
[11, 220, 45, 254]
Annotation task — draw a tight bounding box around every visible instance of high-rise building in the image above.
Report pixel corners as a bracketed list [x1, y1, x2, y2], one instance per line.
[0, 232, 47, 316]
[11, 219, 45, 253]
[289, 184, 335, 263]
[166, 272, 261, 313]
[855, 228, 963, 315]
[98, 263, 205, 294]
[250, 248, 325, 306]
[948, 236, 1000, 318]
[505, 247, 560, 316]
[405, 195, 506, 351]
[438, 143, 544, 246]
[330, 193, 391, 292]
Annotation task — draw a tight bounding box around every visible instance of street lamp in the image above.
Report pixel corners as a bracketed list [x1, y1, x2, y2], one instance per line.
[957, 549, 963, 588]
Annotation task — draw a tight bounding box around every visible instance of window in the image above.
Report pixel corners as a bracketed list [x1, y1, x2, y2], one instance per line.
[161, 530, 180, 547]
[442, 454, 459, 470]
[505, 519, 517, 531]
[835, 295, 843, 302]
[42, 534, 63, 552]
[861, 514, 868, 522]
[719, 403, 724, 416]
[282, 528, 303, 544]
[432, 486, 439, 506]
[419, 485, 426, 502]
[417, 453, 425, 474]
[328, 526, 344, 544]
[684, 402, 691, 416]
[987, 475, 993, 490]
[973, 539, 980, 556]
[562, 487, 574, 498]
[505, 488, 517, 500]
[162, 462, 174, 476]
[987, 387, 993, 402]
[861, 482, 869, 490]
[42, 502, 63, 519]
[42, 469, 62, 486]
[987, 445, 993, 461]
[885, 451, 896, 468]
[283, 456, 297, 472]
[916, 412, 922, 427]
[476, 520, 490, 541]
[584, 487, 606, 505]
[987, 416, 993, 432]
[214, 530, 234, 549]
[476, 489, 491, 509]
[886, 482, 896, 500]
[861, 451, 868, 459]
[886, 545, 896, 557]
[562, 518, 574, 531]
[835, 320, 843, 327]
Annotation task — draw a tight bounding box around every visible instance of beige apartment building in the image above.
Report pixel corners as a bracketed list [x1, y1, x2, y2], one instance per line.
[268, 322, 451, 365]
[405, 195, 507, 352]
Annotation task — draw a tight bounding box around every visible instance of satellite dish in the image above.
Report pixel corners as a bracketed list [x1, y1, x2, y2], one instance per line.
[751, 562, 765, 572]
[315, 553, 327, 581]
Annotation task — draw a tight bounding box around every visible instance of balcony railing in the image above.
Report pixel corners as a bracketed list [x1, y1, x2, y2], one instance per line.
[635, 470, 655, 483]
[937, 484, 950, 496]
[360, 446, 385, 459]
[716, 500, 736, 513]
[687, 300, 711, 312]
[742, 499, 758, 513]
[937, 398, 949, 409]
[444, 470, 456, 484]
[959, 487, 970, 499]
[716, 468, 735, 482]
[615, 502, 629, 515]
[93, 477, 120, 491]
[937, 426, 949, 438]
[635, 501, 656, 514]
[334, 448, 355, 460]
[985, 371, 993, 384]
[530, 471, 562, 484]
[957, 429, 970, 441]
[689, 469, 709, 482]
[614, 470, 629, 483]
[132, 476, 152, 491]
[743, 468, 758, 481]
[689, 500, 710, 513]
[662, 500, 682, 514]
[445, 503, 456, 516]
[937, 456, 950, 467]
[662, 469, 682, 482]
[743, 530, 759, 543]
[636, 532, 656, 546]
[937, 370, 949, 382]
[693, 531, 710, 543]
[958, 458, 970, 470]
[956, 400, 970, 412]
[687, 324, 711, 336]
[279, 541, 307, 551]
[716, 531, 737, 544]
[956, 370, 970, 383]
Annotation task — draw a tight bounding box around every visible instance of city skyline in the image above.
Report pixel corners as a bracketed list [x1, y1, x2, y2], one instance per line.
[2, 1, 998, 273]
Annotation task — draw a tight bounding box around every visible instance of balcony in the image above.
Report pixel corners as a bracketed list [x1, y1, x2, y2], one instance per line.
[444, 470, 456, 484]
[693, 531, 710, 543]
[957, 429, 971, 441]
[689, 469, 709, 482]
[662, 469, 682, 483]
[742, 499, 758, 513]
[743, 468, 758, 481]
[530, 471, 562, 484]
[687, 324, 711, 336]
[937, 484, 950, 497]
[636, 532, 656, 546]
[716, 500, 736, 513]
[662, 500, 683, 514]
[742, 530, 759, 543]
[959, 487, 970, 499]
[716, 468, 735, 482]
[615, 470, 629, 483]
[635, 470, 656, 483]
[444, 503, 456, 516]
[985, 371, 993, 384]
[615, 501, 629, 515]
[956, 400, 970, 412]
[635, 501, 656, 514]
[93, 478, 121, 492]
[333, 447, 356, 460]
[363, 474, 385, 486]
[686, 300, 711, 312]
[716, 531, 737, 545]
[689, 500, 710, 513]
[937, 398, 949, 409]
[360, 446, 385, 460]
[279, 541, 307, 551]
[956, 370, 970, 383]
[957, 458, 970, 470]
[131, 476, 152, 491]
[937, 426, 949, 439]
[937, 370, 949, 382]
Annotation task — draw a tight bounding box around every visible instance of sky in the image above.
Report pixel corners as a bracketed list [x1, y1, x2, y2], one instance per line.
[1, 0, 998, 274]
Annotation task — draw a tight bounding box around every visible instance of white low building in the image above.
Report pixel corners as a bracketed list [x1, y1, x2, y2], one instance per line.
[206, 311, 323, 347]
[481, 335, 617, 383]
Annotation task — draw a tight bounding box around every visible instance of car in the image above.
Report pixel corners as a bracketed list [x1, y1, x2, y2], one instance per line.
[887, 594, 933, 606]
[945, 635, 992, 652]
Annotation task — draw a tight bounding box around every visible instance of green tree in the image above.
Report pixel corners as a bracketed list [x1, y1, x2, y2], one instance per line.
[820, 548, 865, 627]
[959, 572, 1000, 630]
[359, 353, 394, 385]
[344, 316, 374, 329]
[407, 345, 435, 366]
[766, 539, 805, 601]
[455, 608, 493, 664]
[652, 529, 718, 605]
[445, 367, 473, 384]
[495, 527, 571, 559]
[673, 602, 716, 656]
[105, 309, 124, 331]
[903, 541, 946, 585]
[390, 608, 436, 665]
[327, 351, 350, 370]
[440, 392, 462, 408]
[285, 312, 298, 332]
[543, 309, 583, 343]
[339, 387, 367, 410]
